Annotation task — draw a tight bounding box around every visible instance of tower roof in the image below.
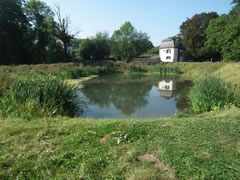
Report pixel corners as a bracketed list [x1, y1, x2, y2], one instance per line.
[160, 37, 179, 49]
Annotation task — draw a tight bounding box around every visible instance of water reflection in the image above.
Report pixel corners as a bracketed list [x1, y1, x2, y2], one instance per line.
[77, 75, 191, 119]
[80, 75, 152, 116]
[158, 80, 176, 99]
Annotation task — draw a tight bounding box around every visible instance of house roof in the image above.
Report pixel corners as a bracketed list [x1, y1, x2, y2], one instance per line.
[160, 37, 182, 49]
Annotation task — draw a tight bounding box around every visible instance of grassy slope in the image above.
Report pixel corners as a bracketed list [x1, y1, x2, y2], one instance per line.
[1, 62, 240, 179]
[174, 62, 240, 86]
[0, 108, 240, 179]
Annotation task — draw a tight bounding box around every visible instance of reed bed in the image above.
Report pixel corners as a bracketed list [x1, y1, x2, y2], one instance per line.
[0, 73, 83, 118]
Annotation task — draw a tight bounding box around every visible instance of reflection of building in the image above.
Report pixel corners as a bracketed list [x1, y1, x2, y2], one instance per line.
[158, 80, 176, 98]
[159, 37, 184, 62]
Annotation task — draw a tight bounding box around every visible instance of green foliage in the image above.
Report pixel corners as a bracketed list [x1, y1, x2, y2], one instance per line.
[24, 0, 60, 64]
[0, 0, 76, 65]
[111, 21, 153, 61]
[125, 66, 147, 73]
[0, 73, 13, 97]
[180, 12, 219, 61]
[206, 13, 240, 62]
[145, 46, 159, 54]
[61, 66, 113, 79]
[189, 76, 236, 112]
[0, 73, 81, 118]
[79, 32, 111, 60]
[0, 0, 30, 65]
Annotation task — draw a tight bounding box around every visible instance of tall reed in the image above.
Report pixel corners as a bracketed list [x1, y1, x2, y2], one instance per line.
[0, 73, 83, 118]
[125, 66, 147, 73]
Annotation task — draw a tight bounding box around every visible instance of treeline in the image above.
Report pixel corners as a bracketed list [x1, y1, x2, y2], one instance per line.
[78, 21, 153, 62]
[177, 0, 240, 62]
[0, 0, 153, 65]
[0, 0, 75, 65]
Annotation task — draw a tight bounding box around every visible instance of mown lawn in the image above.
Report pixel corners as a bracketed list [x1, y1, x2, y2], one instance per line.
[1, 108, 240, 179]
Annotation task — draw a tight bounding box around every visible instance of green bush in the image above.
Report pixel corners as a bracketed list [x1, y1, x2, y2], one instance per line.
[189, 76, 236, 112]
[0, 73, 83, 118]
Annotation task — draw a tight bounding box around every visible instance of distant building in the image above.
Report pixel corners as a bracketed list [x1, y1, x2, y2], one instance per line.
[159, 37, 184, 62]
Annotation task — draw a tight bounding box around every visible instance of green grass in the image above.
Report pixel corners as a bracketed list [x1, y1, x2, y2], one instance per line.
[0, 107, 240, 179]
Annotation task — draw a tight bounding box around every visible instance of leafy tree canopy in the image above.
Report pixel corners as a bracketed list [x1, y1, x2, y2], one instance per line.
[79, 32, 111, 60]
[180, 12, 219, 61]
[0, 0, 30, 65]
[111, 21, 153, 61]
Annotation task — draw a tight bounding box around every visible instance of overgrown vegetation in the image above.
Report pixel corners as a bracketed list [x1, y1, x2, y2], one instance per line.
[189, 76, 237, 112]
[0, 73, 81, 118]
[0, 64, 116, 118]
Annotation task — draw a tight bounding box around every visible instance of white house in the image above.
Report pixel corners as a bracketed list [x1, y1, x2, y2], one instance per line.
[158, 80, 176, 98]
[159, 37, 184, 62]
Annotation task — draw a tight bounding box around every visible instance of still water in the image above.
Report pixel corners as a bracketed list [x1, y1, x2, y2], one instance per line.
[76, 74, 192, 119]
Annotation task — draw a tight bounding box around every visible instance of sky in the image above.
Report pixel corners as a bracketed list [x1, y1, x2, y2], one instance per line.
[42, 0, 233, 46]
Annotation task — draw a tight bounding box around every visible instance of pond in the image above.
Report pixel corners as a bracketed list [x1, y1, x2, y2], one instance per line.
[76, 74, 192, 119]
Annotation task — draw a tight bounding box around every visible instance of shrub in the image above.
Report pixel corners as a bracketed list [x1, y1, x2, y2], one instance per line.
[189, 76, 236, 112]
[0, 73, 84, 118]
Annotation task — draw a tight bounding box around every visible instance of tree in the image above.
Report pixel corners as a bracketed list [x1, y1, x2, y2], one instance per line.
[0, 0, 30, 65]
[54, 4, 75, 62]
[78, 32, 111, 60]
[93, 32, 111, 60]
[206, 12, 240, 61]
[111, 21, 153, 61]
[232, 0, 240, 5]
[24, 0, 57, 63]
[180, 12, 219, 61]
[79, 39, 94, 60]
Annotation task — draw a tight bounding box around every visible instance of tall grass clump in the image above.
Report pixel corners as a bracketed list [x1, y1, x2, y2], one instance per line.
[189, 76, 236, 112]
[0, 73, 83, 118]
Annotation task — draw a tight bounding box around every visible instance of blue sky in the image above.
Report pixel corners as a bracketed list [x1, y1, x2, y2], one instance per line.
[42, 0, 233, 46]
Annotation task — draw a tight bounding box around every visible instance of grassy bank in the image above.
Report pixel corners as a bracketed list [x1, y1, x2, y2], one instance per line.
[0, 108, 240, 179]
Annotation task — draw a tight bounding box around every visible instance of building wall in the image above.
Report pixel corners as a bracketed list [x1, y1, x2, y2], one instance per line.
[159, 48, 178, 62]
